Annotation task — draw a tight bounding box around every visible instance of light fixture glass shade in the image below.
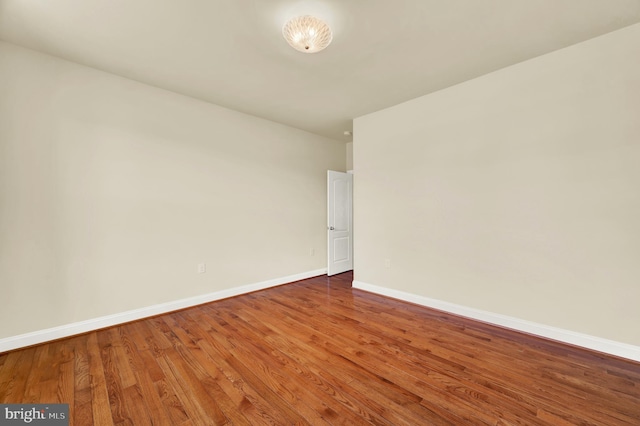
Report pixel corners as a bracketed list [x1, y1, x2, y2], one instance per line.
[282, 15, 333, 53]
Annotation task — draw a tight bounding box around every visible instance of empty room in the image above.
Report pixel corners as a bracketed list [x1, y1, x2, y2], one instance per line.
[1, 1, 639, 425]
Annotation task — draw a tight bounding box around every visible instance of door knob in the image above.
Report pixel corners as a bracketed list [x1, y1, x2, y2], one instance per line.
[329, 226, 335, 230]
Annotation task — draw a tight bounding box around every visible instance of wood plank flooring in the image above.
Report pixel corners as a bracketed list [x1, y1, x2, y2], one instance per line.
[1, 271, 639, 425]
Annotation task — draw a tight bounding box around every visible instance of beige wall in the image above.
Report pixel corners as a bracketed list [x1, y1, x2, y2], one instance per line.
[346, 142, 353, 171]
[353, 24, 640, 346]
[0, 41, 345, 339]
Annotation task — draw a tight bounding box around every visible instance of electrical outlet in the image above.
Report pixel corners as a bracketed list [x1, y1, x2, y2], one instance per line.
[384, 259, 391, 268]
[310, 248, 315, 256]
[197, 263, 206, 274]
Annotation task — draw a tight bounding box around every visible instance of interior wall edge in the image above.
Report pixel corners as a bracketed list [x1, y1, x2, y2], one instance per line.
[352, 280, 640, 363]
[0, 268, 327, 354]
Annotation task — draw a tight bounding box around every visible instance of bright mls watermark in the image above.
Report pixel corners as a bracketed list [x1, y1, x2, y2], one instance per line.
[0, 405, 68, 425]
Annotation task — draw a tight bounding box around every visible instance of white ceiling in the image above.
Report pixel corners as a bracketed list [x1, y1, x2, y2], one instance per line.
[1, 0, 639, 141]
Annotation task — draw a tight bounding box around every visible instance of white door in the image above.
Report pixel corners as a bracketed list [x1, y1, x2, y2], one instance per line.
[327, 170, 353, 276]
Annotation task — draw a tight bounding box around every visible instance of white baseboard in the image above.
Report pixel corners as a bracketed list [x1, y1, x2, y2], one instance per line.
[352, 280, 640, 363]
[0, 268, 327, 353]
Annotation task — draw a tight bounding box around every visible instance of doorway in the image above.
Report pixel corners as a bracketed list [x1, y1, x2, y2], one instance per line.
[327, 170, 353, 276]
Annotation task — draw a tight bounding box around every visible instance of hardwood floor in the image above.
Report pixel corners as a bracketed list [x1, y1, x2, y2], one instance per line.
[1, 271, 639, 425]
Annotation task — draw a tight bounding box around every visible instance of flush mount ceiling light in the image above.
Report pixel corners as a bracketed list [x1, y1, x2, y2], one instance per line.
[282, 15, 333, 53]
